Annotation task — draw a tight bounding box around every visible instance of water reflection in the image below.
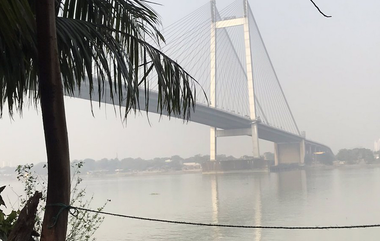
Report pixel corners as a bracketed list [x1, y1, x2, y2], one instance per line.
[210, 174, 220, 240]
[67, 168, 380, 240]
[209, 173, 263, 241]
[7, 168, 380, 240]
[277, 170, 307, 201]
[254, 178, 262, 241]
[211, 174, 219, 223]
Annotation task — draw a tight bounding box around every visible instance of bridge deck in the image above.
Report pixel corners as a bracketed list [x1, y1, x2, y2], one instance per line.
[69, 85, 333, 156]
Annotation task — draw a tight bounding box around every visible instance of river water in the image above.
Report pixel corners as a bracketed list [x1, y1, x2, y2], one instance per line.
[3, 167, 380, 240]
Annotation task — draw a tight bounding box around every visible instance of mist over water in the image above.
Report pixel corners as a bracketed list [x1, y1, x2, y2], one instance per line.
[68, 167, 380, 240]
[3, 167, 380, 240]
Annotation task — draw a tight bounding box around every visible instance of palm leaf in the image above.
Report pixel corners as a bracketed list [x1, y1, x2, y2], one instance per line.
[0, 185, 5, 206]
[0, 0, 38, 116]
[1, 0, 203, 119]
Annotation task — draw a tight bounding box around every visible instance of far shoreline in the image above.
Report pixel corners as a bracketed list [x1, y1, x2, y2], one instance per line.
[3, 162, 380, 180]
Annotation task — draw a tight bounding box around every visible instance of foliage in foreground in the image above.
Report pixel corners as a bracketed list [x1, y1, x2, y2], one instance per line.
[0, 162, 108, 241]
[0, 186, 18, 241]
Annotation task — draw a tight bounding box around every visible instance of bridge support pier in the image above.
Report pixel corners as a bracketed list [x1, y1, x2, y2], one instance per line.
[210, 127, 217, 161]
[251, 123, 260, 158]
[274, 141, 305, 166]
[305, 144, 313, 163]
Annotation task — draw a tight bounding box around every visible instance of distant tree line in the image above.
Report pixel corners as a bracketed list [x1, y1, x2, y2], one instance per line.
[74, 154, 257, 173]
[335, 148, 378, 164]
[0, 154, 250, 175]
[0, 152, 278, 176]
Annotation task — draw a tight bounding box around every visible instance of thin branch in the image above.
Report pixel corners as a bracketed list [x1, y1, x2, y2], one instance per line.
[310, 0, 332, 18]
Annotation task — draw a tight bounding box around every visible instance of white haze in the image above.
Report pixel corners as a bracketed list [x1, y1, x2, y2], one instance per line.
[1, 0, 380, 166]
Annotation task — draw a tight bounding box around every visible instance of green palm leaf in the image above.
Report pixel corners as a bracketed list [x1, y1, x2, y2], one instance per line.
[0, 0, 38, 115]
[1, 0, 202, 119]
[0, 185, 5, 206]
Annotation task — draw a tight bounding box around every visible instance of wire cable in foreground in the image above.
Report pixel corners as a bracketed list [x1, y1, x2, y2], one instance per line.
[47, 203, 380, 230]
[310, 0, 332, 18]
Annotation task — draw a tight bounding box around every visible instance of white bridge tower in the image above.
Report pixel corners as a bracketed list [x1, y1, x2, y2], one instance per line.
[210, 0, 260, 161]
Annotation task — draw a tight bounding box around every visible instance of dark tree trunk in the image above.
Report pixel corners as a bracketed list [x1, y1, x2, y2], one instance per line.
[36, 0, 71, 240]
[8, 192, 42, 241]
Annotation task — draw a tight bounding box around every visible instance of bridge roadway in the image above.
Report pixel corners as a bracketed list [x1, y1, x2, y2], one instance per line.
[70, 84, 333, 156]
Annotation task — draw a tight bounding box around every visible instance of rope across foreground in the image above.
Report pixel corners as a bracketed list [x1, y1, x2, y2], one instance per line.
[47, 203, 380, 230]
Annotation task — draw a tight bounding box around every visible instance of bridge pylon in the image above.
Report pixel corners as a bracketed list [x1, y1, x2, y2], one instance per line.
[209, 0, 260, 161]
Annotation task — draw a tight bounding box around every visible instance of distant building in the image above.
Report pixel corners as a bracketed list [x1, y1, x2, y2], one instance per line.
[182, 162, 201, 170]
[1, 161, 10, 168]
[374, 139, 380, 152]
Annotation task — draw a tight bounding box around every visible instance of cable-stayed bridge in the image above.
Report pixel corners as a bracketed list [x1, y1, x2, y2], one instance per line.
[74, 0, 334, 166]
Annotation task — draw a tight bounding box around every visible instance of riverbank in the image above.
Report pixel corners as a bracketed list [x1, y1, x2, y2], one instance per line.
[3, 162, 380, 180]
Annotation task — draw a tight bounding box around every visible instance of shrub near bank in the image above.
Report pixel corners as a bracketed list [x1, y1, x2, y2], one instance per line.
[1, 162, 108, 241]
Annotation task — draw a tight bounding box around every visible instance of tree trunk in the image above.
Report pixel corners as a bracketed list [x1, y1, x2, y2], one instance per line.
[36, 0, 71, 240]
[8, 192, 42, 241]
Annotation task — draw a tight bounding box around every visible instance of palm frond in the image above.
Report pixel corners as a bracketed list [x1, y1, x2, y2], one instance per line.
[1, 0, 202, 119]
[56, 0, 200, 119]
[0, 0, 38, 116]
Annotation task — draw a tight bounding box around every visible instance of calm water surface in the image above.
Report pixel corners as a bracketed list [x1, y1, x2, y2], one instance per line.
[3, 167, 380, 240]
[84, 167, 380, 240]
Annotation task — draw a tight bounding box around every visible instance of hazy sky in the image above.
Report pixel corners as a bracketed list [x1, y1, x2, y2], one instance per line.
[1, 0, 380, 166]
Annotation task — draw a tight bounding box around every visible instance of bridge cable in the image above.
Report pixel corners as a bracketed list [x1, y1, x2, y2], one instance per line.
[214, 6, 264, 118]
[248, 6, 300, 135]
[151, 5, 212, 95]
